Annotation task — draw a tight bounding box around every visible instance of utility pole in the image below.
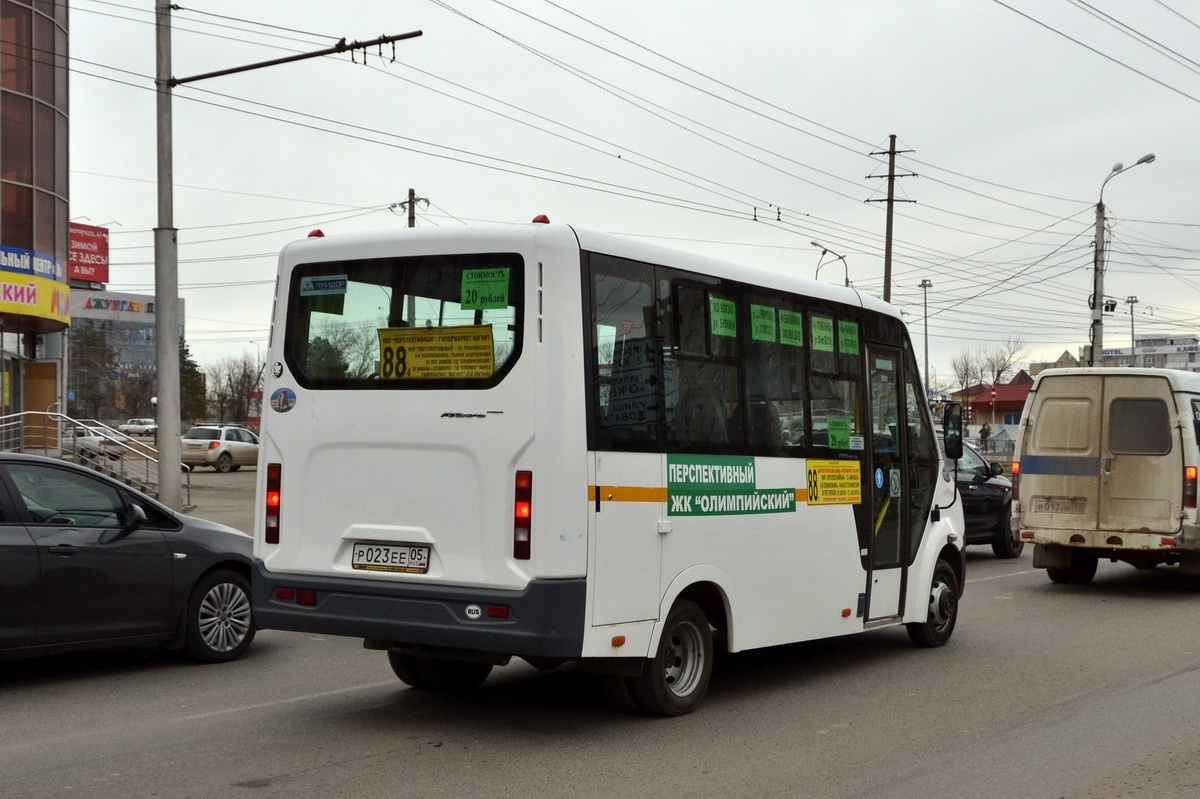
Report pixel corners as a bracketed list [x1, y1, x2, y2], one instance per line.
[396, 188, 429, 228]
[154, 6, 422, 507]
[919, 279, 933, 388]
[867, 134, 915, 303]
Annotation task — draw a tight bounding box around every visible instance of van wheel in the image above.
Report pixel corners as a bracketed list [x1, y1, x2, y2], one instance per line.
[907, 559, 959, 648]
[420, 659, 493, 692]
[1047, 552, 1098, 584]
[991, 512, 1024, 559]
[387, 651, 432, 689]
[627, 600, 713, 716]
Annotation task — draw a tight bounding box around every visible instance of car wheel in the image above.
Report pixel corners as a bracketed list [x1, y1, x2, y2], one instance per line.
[991, 509, 1024, 559]
[907, 559, 959, 648]
[215, 452, 233, 473]
[184, 569, 255, 663]
[229, 464, 242, 472]
[626, 599, 713, 716]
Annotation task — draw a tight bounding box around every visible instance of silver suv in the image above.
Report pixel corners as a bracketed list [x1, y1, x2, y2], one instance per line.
[181, 425, 259, 472]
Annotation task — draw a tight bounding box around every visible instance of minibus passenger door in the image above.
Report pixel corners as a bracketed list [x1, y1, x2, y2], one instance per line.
[865, 347, 907, 621]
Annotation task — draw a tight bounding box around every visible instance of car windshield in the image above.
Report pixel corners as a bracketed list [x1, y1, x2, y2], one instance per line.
[957, 444, 990, 477]
[184, 428, 221, 441]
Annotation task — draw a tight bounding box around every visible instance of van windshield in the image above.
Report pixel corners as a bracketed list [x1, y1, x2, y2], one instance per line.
[285, 253, 524, 390]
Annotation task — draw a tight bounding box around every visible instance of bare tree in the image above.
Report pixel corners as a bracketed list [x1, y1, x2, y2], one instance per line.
[205, 355, 260, 423]
[950, 349, 984, 399]
[981, 336, 1028, 388]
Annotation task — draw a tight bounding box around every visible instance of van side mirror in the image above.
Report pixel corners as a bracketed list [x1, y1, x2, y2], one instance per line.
[942, 402, 964, 460]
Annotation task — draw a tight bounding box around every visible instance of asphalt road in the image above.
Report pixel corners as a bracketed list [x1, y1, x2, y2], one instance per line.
[3, 473, 1199, 798]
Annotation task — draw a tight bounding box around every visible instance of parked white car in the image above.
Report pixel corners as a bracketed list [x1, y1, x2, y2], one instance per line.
[61, 426, 121, 460]
[118, 418, 157, 436]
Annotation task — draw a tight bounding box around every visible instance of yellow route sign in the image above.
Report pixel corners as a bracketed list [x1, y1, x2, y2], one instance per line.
[377, 325, 495, 380]
[805, 459, 862, 505]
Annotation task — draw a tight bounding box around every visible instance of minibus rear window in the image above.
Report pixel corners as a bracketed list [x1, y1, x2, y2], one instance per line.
[284, 253, 523, 389]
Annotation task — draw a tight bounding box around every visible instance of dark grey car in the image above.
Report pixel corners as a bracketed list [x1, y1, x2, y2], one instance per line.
[0, 454, 255, 663]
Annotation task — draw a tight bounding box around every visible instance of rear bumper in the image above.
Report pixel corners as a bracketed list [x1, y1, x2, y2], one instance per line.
[251, 561, 586, 659]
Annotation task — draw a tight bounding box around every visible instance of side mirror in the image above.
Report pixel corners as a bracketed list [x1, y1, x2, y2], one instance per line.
[942, 402, 964, 460]
[989, 462, 1004, 477]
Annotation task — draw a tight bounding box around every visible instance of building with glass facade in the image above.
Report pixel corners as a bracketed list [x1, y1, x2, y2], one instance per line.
[0, 1, 69, 418]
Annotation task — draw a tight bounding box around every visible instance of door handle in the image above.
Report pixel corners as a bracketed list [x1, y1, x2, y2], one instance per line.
[48, 544, 79, 556]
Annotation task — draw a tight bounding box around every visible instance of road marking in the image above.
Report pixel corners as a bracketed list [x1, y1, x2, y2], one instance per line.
[177, 681, 396, 722]
[966, 568, 1038, 584]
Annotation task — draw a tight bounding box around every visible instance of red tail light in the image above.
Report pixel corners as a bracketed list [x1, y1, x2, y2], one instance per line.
[1186, 465, 1197, 510]
[265, 462, 282, 544]
[208, 441, 221, 450]
[514, 470, 532, 560]
[1010, 460, 1021, 501]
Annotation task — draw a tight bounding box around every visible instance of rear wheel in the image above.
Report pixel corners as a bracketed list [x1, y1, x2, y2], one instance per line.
[907, 559, 959, 648]
[1047, 551, 1099, 584]
[215, 452, 233, 473]
[991, 510, 1024, 559]
[627, 600, 713, 716]
[388, 652, 491, 691]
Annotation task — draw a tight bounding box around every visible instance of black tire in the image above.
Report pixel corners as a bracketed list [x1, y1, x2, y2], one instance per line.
[907, 559, 959, 648]
[415, 658, 493, 692]
[627, 600, 713, 716]
[991, 509, 1024, 559]
[215, 453, 233, 473]
[387, 651, 433, 689]
[1047, 551, 1098, 585]
[230, 464, 242, 472]
[184, 569, 255, 663]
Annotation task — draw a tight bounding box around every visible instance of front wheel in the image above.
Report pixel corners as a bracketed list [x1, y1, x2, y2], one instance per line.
[907, 559, 959, 648]
[627, 600, 713, 716]
[184, 569, 255, 663]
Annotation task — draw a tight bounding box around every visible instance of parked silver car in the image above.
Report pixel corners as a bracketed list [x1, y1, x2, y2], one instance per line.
[181, 425, 259, 472]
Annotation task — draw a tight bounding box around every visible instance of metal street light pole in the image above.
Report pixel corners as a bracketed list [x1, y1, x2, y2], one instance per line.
[1126, 296, 1138, 367]
[919, 279, 933, 388]
[811, 241, 849, 286]
[1090, 153, 1155, 367]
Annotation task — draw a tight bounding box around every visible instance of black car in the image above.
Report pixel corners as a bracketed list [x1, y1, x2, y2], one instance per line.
[950, 441, 1022, 558]
[0, 453, 255, 663]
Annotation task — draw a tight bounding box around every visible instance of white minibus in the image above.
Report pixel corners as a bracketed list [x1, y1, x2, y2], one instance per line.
[251, 220, 966, 714]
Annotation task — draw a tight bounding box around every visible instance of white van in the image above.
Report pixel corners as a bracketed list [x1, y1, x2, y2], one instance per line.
[1013, 367, 1200, 583]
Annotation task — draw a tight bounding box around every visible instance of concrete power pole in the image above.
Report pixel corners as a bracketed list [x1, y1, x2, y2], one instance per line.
[867, 134, 915, 304]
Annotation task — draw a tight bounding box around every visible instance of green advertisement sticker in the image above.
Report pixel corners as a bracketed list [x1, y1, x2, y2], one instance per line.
[461, 268, 510, 310]
[710, 297, 737, 338]
[750, 304, 776, 342]
[811, 316, 834, 352]
[667, 454, 795, 516]
[838, 320, 860, 355]
[779, 310, 804, 347]
[827, 418, 850, 449]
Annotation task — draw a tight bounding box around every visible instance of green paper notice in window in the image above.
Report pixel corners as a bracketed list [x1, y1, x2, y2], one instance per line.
[710, 297, 737, 338]
[750, 304, 776, 342]
[812, 316, 834, 352]
[779, 310, 803, 347]
[827, 418, 850, 449]
[461, 268, 510, 310]
[838, 320, 860, 355]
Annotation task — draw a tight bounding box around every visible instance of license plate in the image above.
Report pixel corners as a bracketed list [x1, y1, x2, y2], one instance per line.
[351, 543, 430, 574]
[1032, 497, 1086, 514]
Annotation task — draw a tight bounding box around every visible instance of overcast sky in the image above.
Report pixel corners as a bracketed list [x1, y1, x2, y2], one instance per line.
[68, 0, 1200, 385]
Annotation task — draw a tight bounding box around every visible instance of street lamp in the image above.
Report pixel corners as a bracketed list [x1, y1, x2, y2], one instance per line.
[811, 241, 849, 287]
[919, 279, 933, 388]
[1090, 153, 1155, 367]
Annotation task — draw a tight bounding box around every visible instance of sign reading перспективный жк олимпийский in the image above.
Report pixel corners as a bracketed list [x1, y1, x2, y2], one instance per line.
[666, 454, 796, 516]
